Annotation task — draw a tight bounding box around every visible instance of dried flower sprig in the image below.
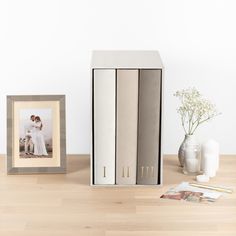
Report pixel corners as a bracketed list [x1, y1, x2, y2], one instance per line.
[174, 87, 220, 135]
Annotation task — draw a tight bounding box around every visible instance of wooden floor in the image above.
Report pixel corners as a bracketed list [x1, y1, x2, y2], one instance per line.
[0, 155, 236, 236]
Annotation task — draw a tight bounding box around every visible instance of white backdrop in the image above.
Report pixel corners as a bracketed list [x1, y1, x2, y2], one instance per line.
[1, 0, 236, 154]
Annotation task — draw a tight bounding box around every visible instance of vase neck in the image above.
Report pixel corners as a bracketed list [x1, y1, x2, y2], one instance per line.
[184, 134, 198, 146]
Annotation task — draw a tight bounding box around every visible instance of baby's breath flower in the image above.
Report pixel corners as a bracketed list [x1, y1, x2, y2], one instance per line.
[174, 87, 220, 135]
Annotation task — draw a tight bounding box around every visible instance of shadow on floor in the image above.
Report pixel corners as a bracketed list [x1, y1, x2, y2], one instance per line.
[66, 155, 91, 186]
[67, 155, 90, 174]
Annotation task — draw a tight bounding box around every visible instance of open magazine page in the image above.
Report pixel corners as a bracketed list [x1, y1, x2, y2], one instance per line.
[160, 182, 222, 203]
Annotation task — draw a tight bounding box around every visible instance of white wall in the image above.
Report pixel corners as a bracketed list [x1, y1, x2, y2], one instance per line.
[1, 0, 236, 154]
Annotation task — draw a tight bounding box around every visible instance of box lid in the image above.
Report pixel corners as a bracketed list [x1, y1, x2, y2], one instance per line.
[91, 50, 163, 69]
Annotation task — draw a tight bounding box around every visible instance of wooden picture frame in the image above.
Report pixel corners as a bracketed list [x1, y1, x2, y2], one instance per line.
[7, 95, 66, 174]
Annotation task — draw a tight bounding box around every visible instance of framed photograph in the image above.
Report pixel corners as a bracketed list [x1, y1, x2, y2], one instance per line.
[7, 95, 66, 174]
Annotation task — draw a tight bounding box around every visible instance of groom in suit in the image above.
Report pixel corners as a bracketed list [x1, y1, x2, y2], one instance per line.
[24, 115, 35, 155]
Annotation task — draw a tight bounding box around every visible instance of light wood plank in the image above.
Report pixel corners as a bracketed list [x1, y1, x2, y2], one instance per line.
[0, 154, 235, 236]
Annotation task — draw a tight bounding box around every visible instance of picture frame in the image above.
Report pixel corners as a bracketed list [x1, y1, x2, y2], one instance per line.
[7, 95, 66, 174]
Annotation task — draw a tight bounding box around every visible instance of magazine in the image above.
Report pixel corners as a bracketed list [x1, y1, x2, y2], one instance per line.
[160, 182, 222, 203]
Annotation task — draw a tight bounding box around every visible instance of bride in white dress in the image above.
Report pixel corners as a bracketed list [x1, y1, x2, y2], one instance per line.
[33, 116, 48, 156]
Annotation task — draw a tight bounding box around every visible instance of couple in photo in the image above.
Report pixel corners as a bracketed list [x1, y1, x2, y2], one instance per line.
[24, 115, 48, 156]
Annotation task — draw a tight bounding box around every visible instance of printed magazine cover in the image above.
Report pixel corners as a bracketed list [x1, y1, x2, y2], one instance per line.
[160, 182, 222, 203]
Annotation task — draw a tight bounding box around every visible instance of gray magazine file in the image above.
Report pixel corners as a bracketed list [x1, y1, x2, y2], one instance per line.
[137, 70, 161, 185]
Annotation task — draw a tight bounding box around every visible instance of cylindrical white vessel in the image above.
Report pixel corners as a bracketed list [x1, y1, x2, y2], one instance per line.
[203, 154, 216, 177]
[201, 139, 219, 177]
